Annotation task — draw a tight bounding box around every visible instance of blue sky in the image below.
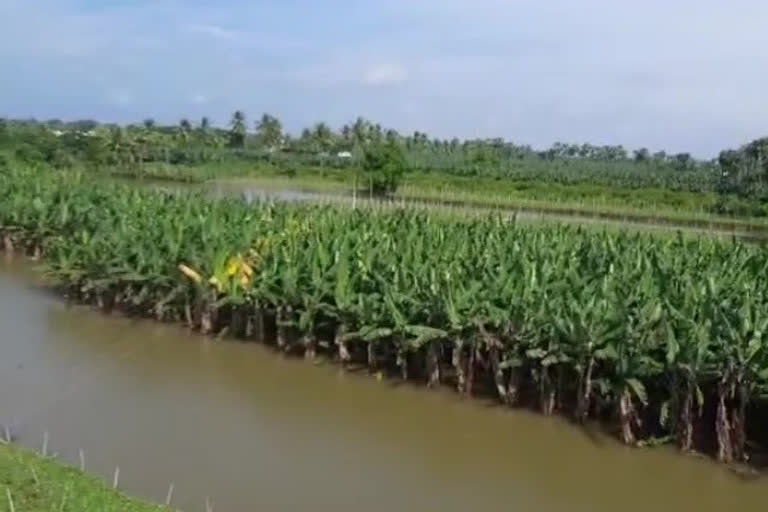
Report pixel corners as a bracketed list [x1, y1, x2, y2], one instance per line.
[1, 0, 766, 156]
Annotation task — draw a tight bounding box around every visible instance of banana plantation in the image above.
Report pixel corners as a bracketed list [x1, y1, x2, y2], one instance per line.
[2, 165, 768, 466]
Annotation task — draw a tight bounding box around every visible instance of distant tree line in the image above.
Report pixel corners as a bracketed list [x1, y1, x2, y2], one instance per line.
[717, 138, 768, 201]
[0, 112, 765, 200]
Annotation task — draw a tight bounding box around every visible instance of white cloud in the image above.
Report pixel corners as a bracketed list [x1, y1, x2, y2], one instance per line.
[362, 63, 408, 86]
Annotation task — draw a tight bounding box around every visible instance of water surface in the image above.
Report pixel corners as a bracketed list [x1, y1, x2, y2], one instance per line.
[1, 258, 765, 511]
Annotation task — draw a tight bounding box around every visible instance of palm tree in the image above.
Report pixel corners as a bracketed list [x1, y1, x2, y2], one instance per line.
[352, 117, 369, 146]
[229, 110, 247, 148]
[298, 128, 313, 153]
[341, 124, 352, 144]
[372, 123, 383, 143]
[312, 122, 335, 165]
[312, 122, 334, 151]
[177, 119, 192, 146]
[255, 113, 283, 151]
[192, 117, 213, 162]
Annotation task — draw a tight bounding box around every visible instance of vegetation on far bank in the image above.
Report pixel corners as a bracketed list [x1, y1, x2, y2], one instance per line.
[0, 442, 170, 512]
[1, 112, 767, 220]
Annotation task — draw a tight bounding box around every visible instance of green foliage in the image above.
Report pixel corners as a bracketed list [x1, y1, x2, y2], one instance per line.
[712, 194, 768, 218]
[255, 113, 283, 150]
[14, 143, 47, 165]
[362, 141, 407, 196]
[229, 110, 247, 148]
[3, 113, 768, 222]
[0, 114, 728, 194]
[718, 137, 768, 200]
[0, 118, 8, 145]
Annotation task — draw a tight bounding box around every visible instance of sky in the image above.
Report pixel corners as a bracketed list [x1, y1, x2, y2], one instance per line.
[1, 0, 767, 157]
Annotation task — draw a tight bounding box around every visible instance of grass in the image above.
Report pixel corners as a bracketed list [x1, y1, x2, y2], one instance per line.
[0, 442, 170, 512]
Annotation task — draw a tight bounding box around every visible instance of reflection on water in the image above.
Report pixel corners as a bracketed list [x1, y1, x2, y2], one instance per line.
[109, 177, 336, 203]
[210, 182, 336, 203]
[1, 259, 767, 511]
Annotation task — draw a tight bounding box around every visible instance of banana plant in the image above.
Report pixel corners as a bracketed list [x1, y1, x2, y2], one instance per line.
[711, 282, 768, 462]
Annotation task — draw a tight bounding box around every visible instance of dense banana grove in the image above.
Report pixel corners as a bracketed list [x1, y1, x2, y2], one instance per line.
[2, 166, 768, 465]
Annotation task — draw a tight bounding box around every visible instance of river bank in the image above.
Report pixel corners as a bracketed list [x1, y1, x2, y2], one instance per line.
[0, 442, 171, 511]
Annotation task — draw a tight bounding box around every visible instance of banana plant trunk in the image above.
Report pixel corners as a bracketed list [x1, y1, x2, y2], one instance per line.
[154, 299, 167, 321]
[506, 366, 521, 406]
[576, 357, 595, 422]
[396, 345, 408, 380]
[230, 306, 247, 339]
[715, 377, 734, 463]
[96, 288, 115, 313]
[303, 334, 317, 360]
[425, 341, 440, 388]
[732, 382, 748, 462]
[488, 345, 508, 404]
[452, 343, 466, 393]
[184, 302, 194, 329]
[367, 342, 377, 372]
[540, 366, 556, 416]
[679, 381, 695, 452]
[200, 302, 216, 335]
[465, 346, 476, 396]
[334, 324, 351, 366]
[276, 306, 289, 350]
[618, 387, 637, 445]
[251, 305, 265, 343]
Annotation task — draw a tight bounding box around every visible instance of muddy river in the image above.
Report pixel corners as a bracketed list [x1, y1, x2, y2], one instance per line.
[1, 258, 766, 511]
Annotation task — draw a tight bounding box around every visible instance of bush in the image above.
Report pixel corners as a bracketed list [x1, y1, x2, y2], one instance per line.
[0, 152, 10, 171]
[362, 142, 407, 196]
[14, 143, 46, 164]
[278, 164, 297, 178]
[712, 195, 768, 218]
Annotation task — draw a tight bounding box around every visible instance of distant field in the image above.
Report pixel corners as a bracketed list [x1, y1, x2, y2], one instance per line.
[109, 162, 768, 238]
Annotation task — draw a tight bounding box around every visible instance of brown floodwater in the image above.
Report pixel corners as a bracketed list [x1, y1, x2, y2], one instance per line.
[1, 258, 767, 511]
